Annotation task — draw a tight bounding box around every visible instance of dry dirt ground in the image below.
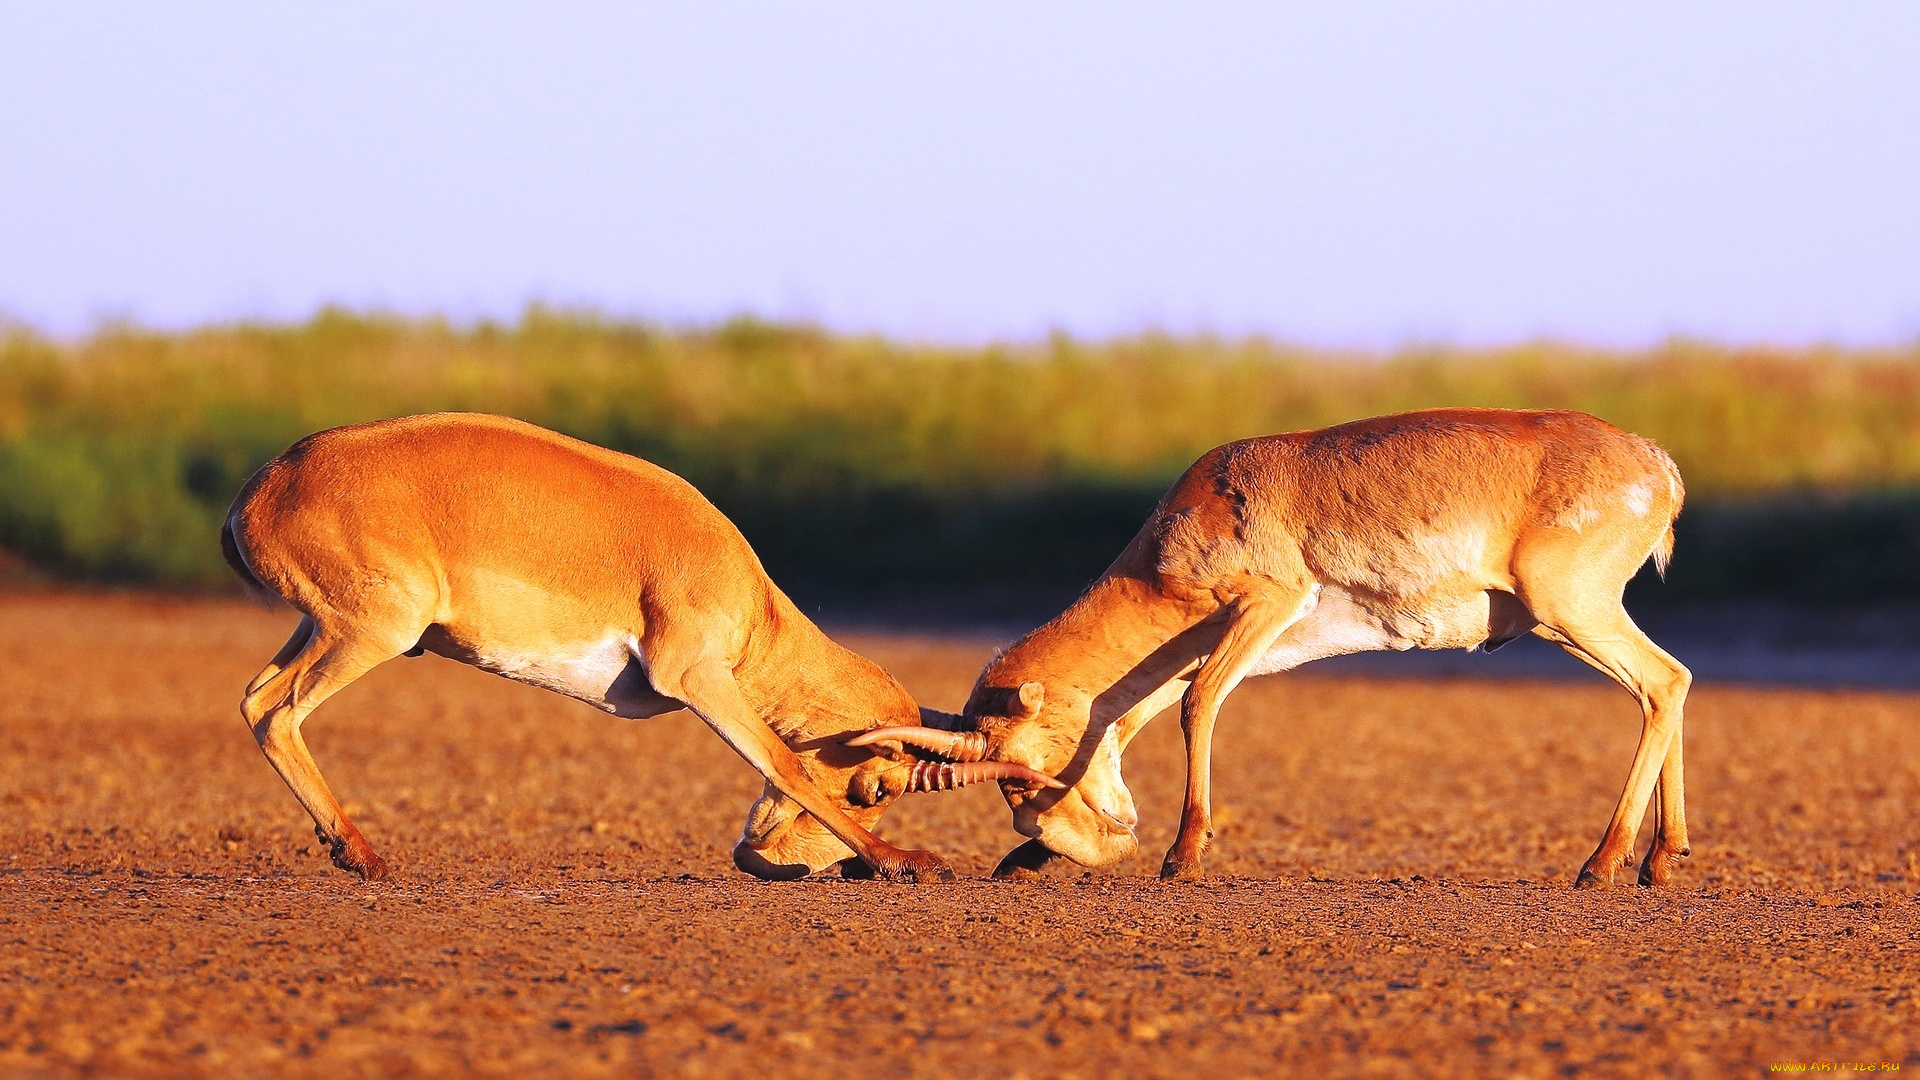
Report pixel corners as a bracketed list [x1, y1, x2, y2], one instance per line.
[2, 593, 1916, 1079]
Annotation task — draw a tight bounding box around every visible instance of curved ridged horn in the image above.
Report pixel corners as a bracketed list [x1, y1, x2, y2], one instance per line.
[846, 726, 989, 762]
[902, 760, 1066, 793]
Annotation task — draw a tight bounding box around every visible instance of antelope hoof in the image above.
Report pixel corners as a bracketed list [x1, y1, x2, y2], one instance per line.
[1160, 830, 1210, 880]
[1159, 856, 1206, 881]
[991, 839, 1059, 881]
[321, 828, 389, 882]
[330, 839, 389, 882]
[357, 853, 391, 883]
[1636, 845, 1688, 888]
[1574, 855, 1621, 889]
[870, 847, 955, 884]
[837, 857, 878, 880]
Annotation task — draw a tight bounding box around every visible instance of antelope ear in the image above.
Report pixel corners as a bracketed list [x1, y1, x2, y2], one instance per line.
[1015, 681, 1045, 720]
[918, 706, 964, 730]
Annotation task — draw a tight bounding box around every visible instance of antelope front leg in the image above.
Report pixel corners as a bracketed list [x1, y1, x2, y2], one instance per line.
[669, 657, 954, 883]
[1162, 595, 1301, 881]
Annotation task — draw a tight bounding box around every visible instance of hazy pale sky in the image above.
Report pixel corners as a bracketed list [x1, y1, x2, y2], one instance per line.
[3, 3, 1917, 345]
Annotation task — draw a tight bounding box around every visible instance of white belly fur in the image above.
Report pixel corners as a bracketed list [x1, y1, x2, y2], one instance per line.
[1249, 585, 1506, 676]
[461, 634, 686, 719]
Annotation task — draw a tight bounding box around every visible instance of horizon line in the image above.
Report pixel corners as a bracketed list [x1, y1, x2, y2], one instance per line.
[5, 302, 1918, 357]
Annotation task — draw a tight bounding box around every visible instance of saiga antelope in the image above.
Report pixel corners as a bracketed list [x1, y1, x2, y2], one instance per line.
[222, 413, 1056, 883]
[866, 409, 1691, 886]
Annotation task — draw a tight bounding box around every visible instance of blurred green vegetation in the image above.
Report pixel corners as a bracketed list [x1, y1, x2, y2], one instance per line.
[3, 309, 1918, 603]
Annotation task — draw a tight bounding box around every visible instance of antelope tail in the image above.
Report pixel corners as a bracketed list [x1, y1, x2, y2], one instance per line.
[1650, 446, 1685, 582]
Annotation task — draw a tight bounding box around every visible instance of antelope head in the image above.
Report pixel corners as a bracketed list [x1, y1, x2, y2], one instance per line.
[732, 707, 1062, 880]
[847, 708, 1063, 788]
[961, 680, 1147, 869]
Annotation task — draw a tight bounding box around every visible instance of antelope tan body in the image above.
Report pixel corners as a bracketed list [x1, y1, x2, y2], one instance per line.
[224, 412, 963, 882]
[962, 408, 1693, 887]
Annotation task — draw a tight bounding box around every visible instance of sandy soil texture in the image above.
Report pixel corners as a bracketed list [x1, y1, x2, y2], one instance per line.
[2, 593, 1916, 1078]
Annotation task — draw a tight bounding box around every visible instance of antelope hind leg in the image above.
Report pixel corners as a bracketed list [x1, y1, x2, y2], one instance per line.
[1530, 610, 1690, 889]
[1636, 732, 1690, 886]
[240, 625, 407, 882]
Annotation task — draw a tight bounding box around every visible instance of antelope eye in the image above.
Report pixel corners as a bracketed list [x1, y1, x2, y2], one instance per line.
[847, 768, 890, 807]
